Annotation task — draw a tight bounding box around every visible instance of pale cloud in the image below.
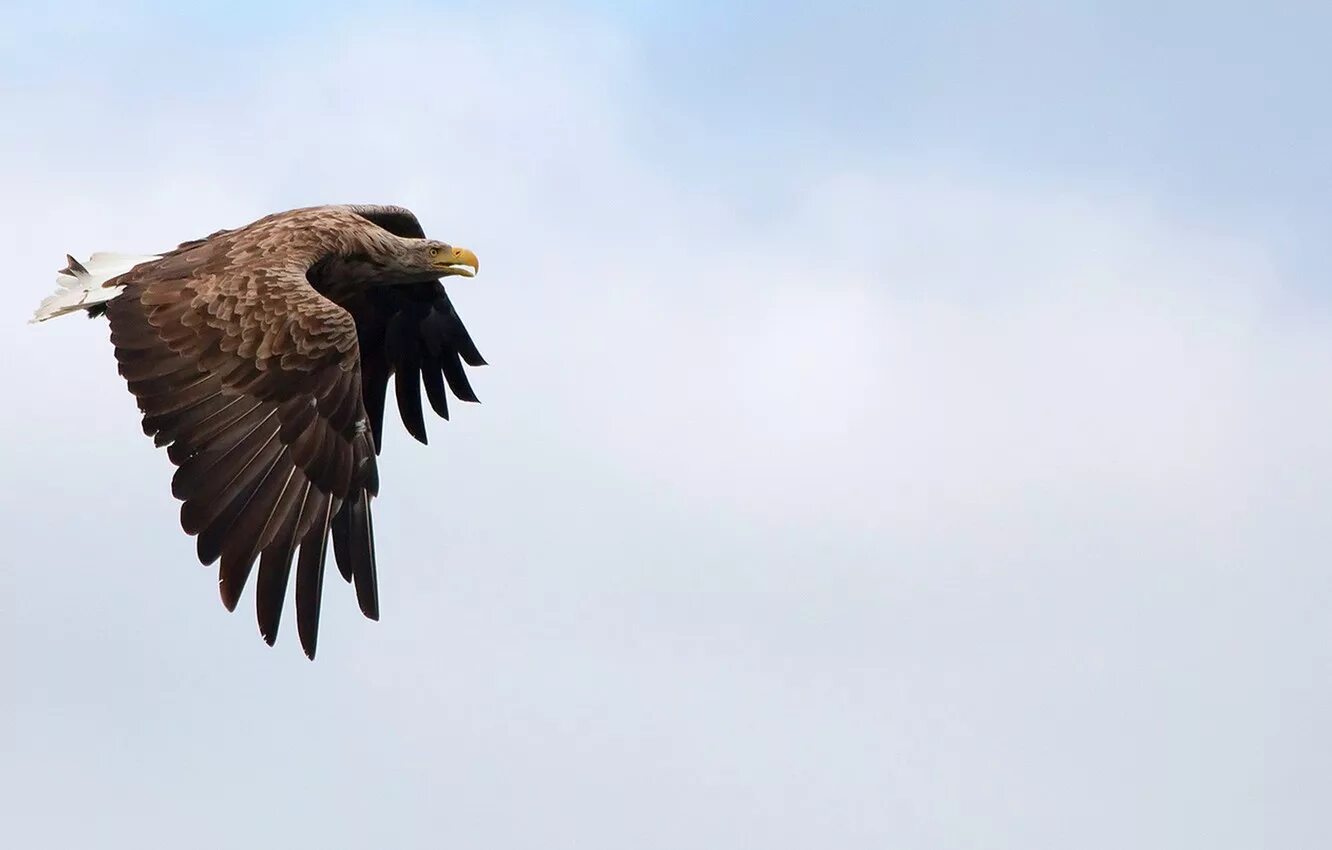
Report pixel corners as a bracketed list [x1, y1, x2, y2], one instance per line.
[2, 11, 1327, 850]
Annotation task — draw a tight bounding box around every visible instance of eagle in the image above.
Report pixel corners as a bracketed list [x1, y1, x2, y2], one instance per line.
[31, 204, 486, 659]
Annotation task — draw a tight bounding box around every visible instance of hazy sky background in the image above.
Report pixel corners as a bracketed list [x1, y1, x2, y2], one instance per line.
[2, 2, 1329, 848]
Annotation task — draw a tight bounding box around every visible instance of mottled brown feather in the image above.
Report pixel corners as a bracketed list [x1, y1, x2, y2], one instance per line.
[103, 206, 390, 656]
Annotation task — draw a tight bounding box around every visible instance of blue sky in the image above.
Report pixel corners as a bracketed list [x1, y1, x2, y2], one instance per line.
[630, 1, 1332, 282]
[8, 1, 1328, 244]
[2, 3, 1329, 848]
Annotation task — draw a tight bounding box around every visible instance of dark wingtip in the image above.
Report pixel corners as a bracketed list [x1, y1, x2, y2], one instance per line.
[298, 611, 319, 659]
[395, 364, 429, 444]
[196, 533, 222, 567]
[354, 572, 380, 619]
[422, 365, 450, 421]
[356, 569, 380, 620]
[295, 499, 331, 663]
[456, 333, 486, 368]
[441, 355, 481, 404]
[219, 578, 241, 612]
[332, 504, 355, 584]
[340, 492, 378, 618]
[256, 539, 297, 652]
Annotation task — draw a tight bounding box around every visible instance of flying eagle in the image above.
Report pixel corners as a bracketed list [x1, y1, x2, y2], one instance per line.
[31, 204, 486, 658]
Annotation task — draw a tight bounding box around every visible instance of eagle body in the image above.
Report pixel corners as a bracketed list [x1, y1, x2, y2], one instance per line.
[32, 204, 486, 658]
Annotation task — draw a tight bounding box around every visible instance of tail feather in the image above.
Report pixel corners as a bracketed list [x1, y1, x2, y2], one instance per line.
[30, 251, 160, 323]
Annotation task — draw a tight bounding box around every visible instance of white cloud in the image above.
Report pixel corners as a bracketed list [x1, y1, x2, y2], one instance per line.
[1, 12, 1327, 850]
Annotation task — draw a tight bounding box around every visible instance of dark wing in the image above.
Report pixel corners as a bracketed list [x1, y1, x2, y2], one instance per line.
[105, 259, 379, 659]
[347, 283, 487, 449]
[343, 205, 487, 450]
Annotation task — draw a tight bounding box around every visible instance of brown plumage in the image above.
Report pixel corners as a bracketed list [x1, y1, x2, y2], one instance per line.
[36, 204, 486, 658]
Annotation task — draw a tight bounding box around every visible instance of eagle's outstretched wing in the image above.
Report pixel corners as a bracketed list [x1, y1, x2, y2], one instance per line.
[105, 232, 379, 659]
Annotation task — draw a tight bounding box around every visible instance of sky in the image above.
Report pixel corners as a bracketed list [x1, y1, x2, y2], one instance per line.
[2, 2, 1330, 848]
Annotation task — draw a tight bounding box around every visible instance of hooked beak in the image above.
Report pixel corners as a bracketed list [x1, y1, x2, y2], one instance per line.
[436, 246, 479, 277]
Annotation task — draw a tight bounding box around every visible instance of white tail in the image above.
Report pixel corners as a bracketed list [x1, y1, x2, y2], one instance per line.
[30, 251, 161, 323]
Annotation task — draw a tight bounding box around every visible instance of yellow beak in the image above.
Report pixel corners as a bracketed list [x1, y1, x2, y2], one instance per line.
[438, 246, 479, 277]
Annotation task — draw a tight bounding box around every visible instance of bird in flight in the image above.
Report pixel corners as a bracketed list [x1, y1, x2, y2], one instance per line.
[31, 204, 486, 659]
